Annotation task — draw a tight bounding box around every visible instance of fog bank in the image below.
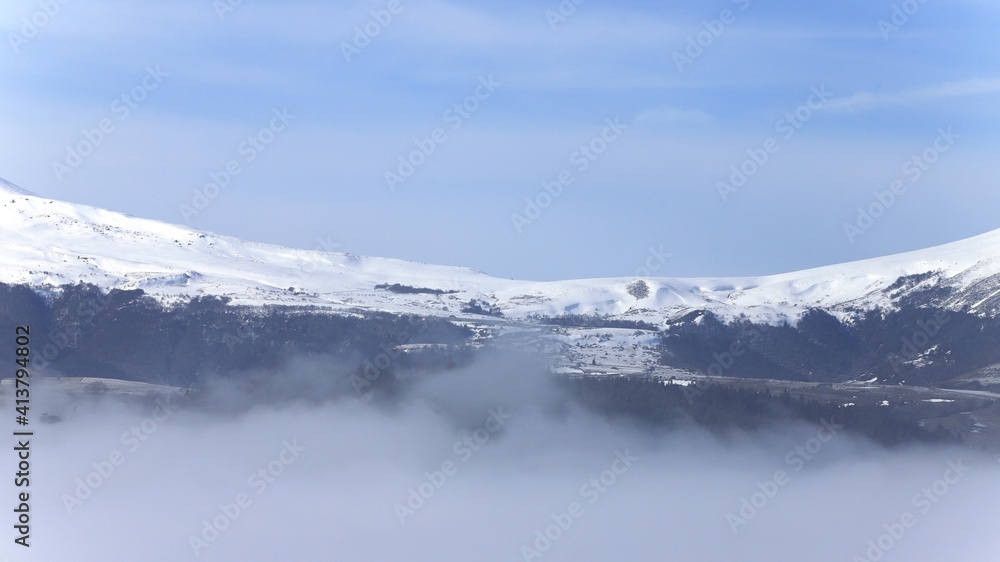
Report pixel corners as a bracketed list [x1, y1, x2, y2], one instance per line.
[5, 353, 999, 561]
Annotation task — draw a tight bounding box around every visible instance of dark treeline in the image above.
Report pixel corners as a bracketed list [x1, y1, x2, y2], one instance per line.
[559, 376, 957, 447]
[0, 282, 472, 387]
[659, 306, 1000, 386]
[535, 314, 659, 331]
[374, 283, 457, 295]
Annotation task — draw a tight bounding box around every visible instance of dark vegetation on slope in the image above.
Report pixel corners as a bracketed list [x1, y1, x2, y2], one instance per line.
[0, 282, 472, 387]
[0, 283, 970, 446]
[560, 376, 958, 447]
[461, 299, 504, 317]
[375, 283, 457, 295]
[534, 314, 659, 331]
[659, 305, 1000, 386]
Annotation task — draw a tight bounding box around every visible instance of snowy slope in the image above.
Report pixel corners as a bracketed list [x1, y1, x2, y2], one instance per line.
[0, 179, 502, 316]
[2, 178, 999, 326]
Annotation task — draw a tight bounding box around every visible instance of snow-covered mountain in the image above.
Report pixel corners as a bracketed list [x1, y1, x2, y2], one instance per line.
[2, 177, 999, 327]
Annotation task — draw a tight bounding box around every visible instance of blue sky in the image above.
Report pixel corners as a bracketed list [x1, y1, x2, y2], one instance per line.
[2, 0, 999, 281]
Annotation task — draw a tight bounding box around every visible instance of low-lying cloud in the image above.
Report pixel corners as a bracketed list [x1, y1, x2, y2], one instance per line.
[6, 352, 1000, 561]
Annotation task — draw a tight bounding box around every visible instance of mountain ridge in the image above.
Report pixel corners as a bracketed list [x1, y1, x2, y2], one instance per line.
[2, 177, 998, 327]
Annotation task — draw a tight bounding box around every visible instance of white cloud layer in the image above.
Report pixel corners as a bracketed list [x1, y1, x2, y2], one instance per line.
[827, 78, 1000, 113]
[6, 354, 1000, 561]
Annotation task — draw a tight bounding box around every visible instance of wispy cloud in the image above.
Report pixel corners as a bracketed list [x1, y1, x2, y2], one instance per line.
[635, 105, 715, 126]
[826, 77, 1000, 112]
